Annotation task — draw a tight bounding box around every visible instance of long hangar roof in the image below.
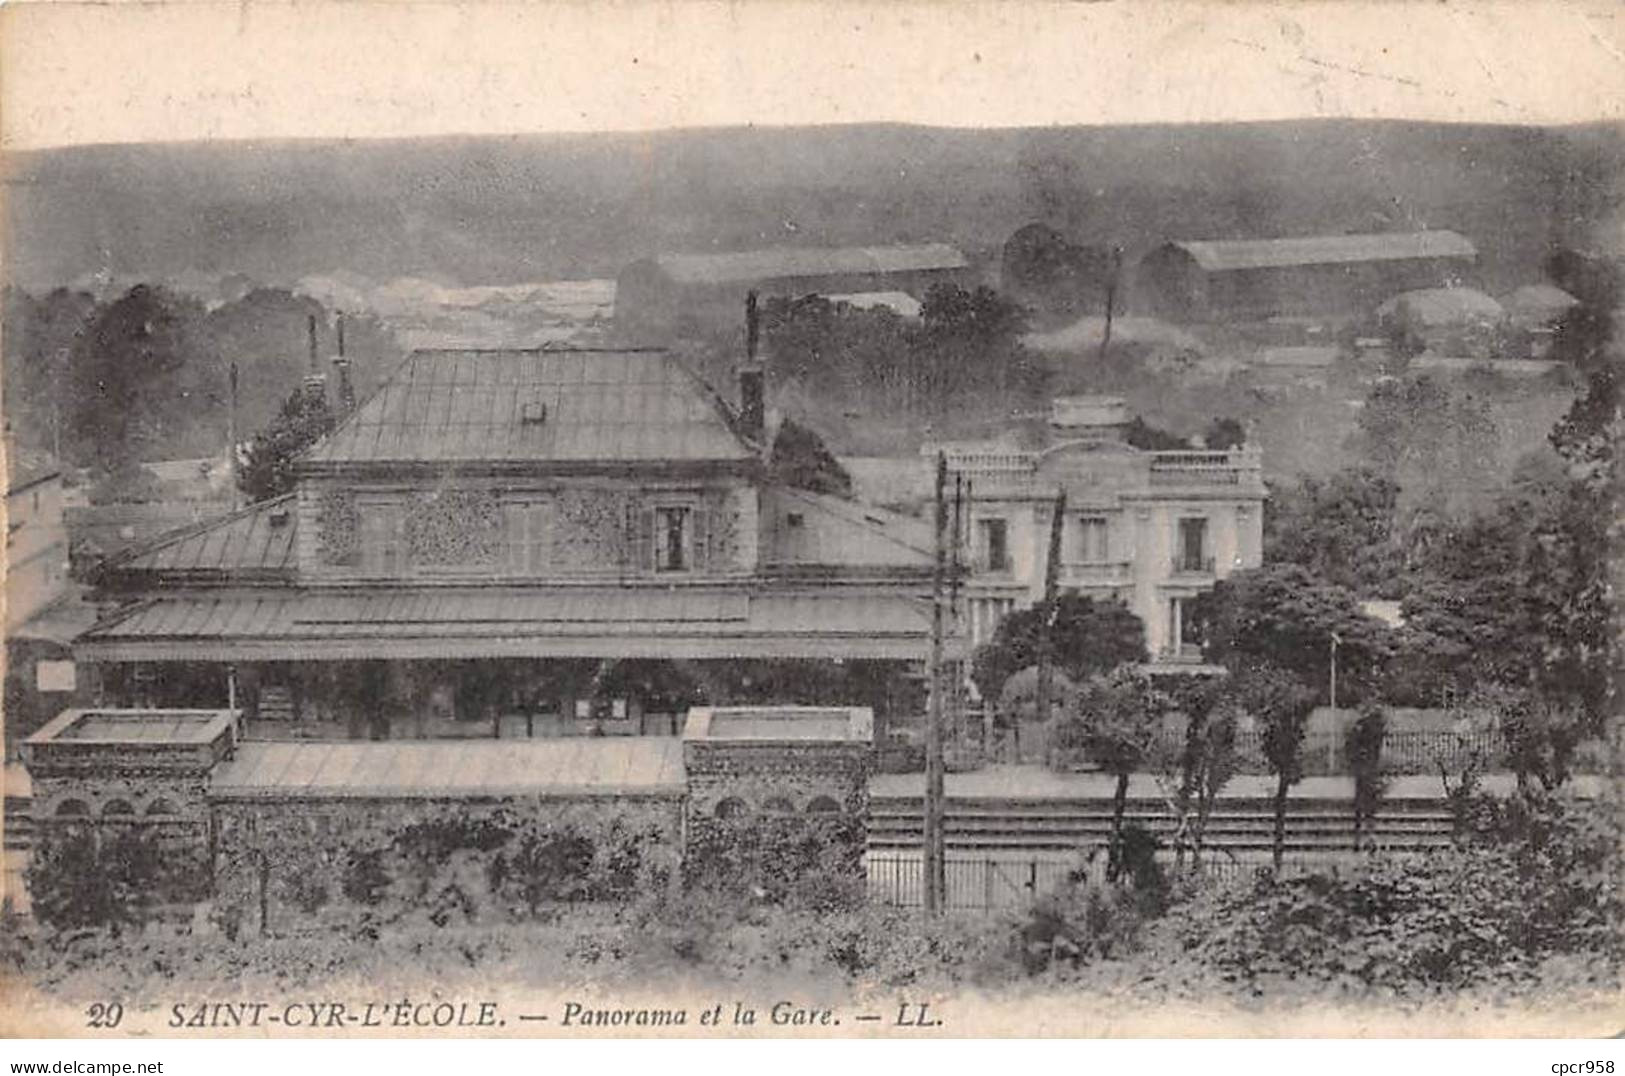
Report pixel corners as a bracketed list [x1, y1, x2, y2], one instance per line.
[647, 243, 969, 286]
[1167, 230, 1476, 273]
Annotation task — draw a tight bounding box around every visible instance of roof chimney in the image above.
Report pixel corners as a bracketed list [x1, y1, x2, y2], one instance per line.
[331, 312, 356, 415]
[1049, 395, 1128, 441]
[302, 313, 327, 407]
[739, 291, 765, 443]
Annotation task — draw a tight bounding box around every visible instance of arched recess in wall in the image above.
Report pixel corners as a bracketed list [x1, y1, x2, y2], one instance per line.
[713, 796, 749, 820]
[102, 799, 135, 817]
[762, 795, 796, 814]
[55, 799, 90, 817]
[806, 796, 841, 814]
[146, 798, 178, 817]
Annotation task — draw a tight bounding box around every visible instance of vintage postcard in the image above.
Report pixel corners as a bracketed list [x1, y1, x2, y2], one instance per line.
[0, 0, 1621, 1046]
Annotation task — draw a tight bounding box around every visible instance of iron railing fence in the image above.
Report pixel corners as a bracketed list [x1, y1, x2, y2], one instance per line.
[865, 851, 1360, 913]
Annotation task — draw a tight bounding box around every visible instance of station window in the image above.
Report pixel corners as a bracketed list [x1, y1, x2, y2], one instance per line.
[654, 506, 691, 572]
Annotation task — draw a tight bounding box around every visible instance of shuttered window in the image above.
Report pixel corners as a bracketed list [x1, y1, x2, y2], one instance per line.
[627, 497, 705, 574]
[625, 502, 653, 572]
[654, 506, 691, 572]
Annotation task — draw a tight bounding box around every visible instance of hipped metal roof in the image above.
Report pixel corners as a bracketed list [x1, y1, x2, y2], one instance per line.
[1169, 230, 1476, 273]
[212, 738, 685, 800]
[303, 348, 751, 467]
[648, 244, 968, 286]
[104, 495, 297, 579]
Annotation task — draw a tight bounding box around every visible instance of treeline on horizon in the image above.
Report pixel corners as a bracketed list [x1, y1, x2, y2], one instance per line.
[1, 283, 400, 479]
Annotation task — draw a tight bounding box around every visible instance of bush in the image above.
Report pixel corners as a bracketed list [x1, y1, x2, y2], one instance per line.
[1166, 794, 1622, 996]
[1017, 877, 1167, 977]
[28, 828, 163, 934]
[604, 894, 1023, 990]
[216, 807, 675, 934]
[683, 816, 867, 911]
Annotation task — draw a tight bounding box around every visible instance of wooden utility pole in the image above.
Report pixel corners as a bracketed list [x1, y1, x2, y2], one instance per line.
[227, 361, 240, 508]
[924, 452, 948, 916]
[1097, 245, 1124, 366]
[1034, 489, 1068, 735]
[948, 474, 966, 756]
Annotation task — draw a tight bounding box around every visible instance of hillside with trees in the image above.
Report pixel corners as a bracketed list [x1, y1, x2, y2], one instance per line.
[8, 122, 1619, 298]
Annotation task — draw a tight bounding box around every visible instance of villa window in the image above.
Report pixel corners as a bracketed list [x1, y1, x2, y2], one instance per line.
[1176, 517, 1209, 572]
[654, 505, 691, 572]
[977, 518, 1010, 572]
[1076, 516, 1110, 563]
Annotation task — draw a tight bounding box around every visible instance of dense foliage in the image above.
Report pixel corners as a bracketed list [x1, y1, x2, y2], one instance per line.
[27, 828, 207, 935]
[1191, 564, 1393, 706]
[970, 594, 1147, 701]
[760, 285, 1046, 423]
[1264, 467, 1402, 595]
[2, 283, 396, 469]
[236, 387, 337, 502]
[1348, 373, 1500, 522]
[767, 418, 853, 497]
[12, 792, 1617, 1009]
[1167, 793, 1622, 997]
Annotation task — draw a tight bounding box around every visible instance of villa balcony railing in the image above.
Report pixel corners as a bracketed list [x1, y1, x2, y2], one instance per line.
[1154, 643, 1207, 665]
[1147, 449, 1261, 488]
[938, 450, 1037, 474]
[1060, 559, 1133, 585]
[1169, 556, 1216, 577]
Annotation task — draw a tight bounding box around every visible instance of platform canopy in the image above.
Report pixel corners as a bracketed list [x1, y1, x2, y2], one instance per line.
[76, 585, 959, 663]
[211, 738, 685, 800]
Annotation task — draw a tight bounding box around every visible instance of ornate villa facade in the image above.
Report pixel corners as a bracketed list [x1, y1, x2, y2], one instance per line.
[940, 397, 1266, 665]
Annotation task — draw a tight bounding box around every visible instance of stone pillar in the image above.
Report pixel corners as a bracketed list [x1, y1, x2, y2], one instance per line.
[680, 707, 873, 891]
[22, 708, 237, 907]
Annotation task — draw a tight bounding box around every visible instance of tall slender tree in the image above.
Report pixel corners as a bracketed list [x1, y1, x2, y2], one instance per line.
[1231, 663, 1318, 871]
[1075, 668, 1161, 881]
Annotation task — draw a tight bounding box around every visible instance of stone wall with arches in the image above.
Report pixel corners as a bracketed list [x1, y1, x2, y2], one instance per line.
[23, 705, 875, 920]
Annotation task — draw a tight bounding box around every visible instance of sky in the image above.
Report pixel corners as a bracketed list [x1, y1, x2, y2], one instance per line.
[3, 1, 1623, 152]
